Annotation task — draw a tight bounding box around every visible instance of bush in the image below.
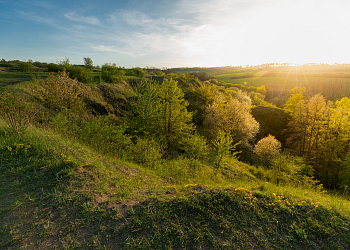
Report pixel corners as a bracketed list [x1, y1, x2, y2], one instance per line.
[47, 63, 59, 72]
[269, 155, 320, 189]
[339, 154, 350, 188]
[20, 62, 33, 72]
[36, 69, 85, 112]
[0, 90, 30, 134]
[79, 115, 132, 157]
[67, 66, 93, 83]
[253, 135, 281, 166]
[125, 67, 146, 77]
[178, 133, 209, 161]
[130, 138, 163, 168]
[212, 131, 241, 171]
[101, 64, 125, 83]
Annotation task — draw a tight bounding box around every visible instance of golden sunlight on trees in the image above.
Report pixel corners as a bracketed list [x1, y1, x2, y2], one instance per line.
[204, 91, 259, 149]
[253, 135, 281, 166]
[284, 92, 350, 187]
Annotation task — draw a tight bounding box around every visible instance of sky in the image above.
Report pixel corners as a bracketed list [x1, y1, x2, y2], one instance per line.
[1, 0, 350, 68]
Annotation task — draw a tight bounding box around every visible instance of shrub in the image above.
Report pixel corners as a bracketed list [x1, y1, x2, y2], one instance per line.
[130, 138, 163, 168]
[253, 135, 281, 166]
[79, 115, 132, 157]
[269, 155, 320, 189]
[67, 66, 93, 83]
[47, 63, 60, 72]
[36, 69, 85, 112]
[0, 90, 30, 134]
[178, 133, 209, 161]
[125, 67, 146, 77]
[339, 154, 350, 188]
[101, 64, 125, 83]
[20, 62, 33, 72]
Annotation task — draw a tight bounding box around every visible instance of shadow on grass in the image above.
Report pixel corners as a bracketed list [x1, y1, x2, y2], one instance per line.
[0, 128, 349, 249]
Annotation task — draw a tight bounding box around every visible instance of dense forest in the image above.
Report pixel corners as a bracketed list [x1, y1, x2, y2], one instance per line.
[1, 58, 350, 249]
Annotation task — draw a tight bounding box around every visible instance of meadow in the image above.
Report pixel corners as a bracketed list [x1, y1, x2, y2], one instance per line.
[216, 73, 350, 89]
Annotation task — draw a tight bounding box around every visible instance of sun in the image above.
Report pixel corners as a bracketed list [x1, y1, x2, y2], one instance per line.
[229, 0, 350, 65]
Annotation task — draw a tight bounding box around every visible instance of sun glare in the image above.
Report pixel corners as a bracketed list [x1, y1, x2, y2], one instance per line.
[225, 0, 350, 66]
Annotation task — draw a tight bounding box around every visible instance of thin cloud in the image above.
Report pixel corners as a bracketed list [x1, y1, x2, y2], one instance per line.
[16, 10, 55, 25]
[64, 12, 100, 25]
[23, 0, 55, 9]
[91, 45, 147, 57]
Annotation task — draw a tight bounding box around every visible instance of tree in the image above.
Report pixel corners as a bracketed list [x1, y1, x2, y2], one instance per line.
[84, 57, 93, 69]
[130, 78, 193, 149]
[156, 78, 194, 148]
[284, 93, 350, 188]
[187, 82, 217, 127]
[253, 135, 281, 166]
[204, 91, 259, 149]
[212, 130, 240, 171]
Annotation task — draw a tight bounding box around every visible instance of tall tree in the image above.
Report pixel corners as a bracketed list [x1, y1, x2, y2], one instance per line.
[204, 91, 259, 149]
[130, 79, 193, 149]
[83, 57, 93, 69]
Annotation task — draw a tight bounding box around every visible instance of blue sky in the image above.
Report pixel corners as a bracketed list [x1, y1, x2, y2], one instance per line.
[1, 0, 350, 67]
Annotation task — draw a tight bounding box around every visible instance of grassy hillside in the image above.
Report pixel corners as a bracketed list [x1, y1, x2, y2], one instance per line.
[1, 65, 350, 249]
[1, 122, 350, 249]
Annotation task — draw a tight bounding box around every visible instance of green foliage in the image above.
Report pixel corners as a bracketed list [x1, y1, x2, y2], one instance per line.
[186, 82, 217, 127]
[79, 115, 132, 157]
[125, 67, 147, 77]
[269, 155, 320, 189]
[204, 91, 259, 150]
[156, 78, 194, 148]
[55, 58, 93, 83]
[339, 154, 350, 188]
[212, 130, 241, 170]
[253, 135, 281, 166]
[68, 66, 93, 83]
[130, 137, 163, 168]
[284, 93, 350, 187]
[19, 62, 33, 72]
[47, 63, 59, 72]
[129, 78, 193, 149]
[101, 63, 125, 83]
[178, 133, 209, 160]
[83, 57, 93, 69]
[0, 90, 30, 134]
[35, 69, 85, 112]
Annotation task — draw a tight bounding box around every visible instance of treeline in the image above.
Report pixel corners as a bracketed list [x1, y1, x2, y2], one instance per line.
[284, 88, 350, 188]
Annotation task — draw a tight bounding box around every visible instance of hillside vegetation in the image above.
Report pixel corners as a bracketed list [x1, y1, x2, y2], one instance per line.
[1, 59, 350, 249]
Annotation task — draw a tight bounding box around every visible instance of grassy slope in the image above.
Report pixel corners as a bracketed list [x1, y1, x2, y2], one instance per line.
[0, 71, 49, 88]
[1, 75, 350, 249]
[1, 120, 350, 249]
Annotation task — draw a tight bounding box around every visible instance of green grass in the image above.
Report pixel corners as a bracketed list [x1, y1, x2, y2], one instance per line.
[1, 120, 350, 249]
[216, 74, 350, 89]
[0, 72, 49, 88]
[174, 70, 213, 74]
